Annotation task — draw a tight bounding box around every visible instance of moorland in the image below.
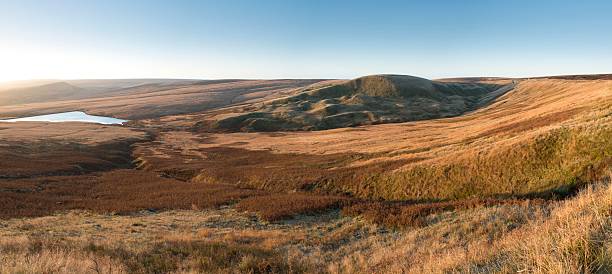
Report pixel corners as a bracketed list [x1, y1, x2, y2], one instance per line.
[0, 74, 610, 273]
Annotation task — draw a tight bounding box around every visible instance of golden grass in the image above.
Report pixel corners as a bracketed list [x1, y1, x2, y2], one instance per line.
[336, 173, 612, 273]
[455, 174, 612, 273]
[169, 79, 610, 155]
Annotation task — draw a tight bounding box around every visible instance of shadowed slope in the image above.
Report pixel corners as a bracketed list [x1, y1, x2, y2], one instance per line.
[198, 75, 508, 132]
[0, 122, 146, 178]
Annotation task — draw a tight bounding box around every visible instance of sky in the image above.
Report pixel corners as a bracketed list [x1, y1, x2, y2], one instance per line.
[1, 0, 612, 82]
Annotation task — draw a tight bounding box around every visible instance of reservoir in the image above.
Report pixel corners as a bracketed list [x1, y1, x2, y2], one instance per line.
[0, 111, 127, 125]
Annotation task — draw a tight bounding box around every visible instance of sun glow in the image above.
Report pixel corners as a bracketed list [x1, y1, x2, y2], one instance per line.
[1, 43, 127, 83]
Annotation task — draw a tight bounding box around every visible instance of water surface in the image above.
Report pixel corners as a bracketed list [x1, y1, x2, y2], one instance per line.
[0, 111, 127, 125]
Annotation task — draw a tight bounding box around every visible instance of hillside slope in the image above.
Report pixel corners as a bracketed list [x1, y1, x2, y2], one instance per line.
[136, 77, 611, 200]
[197, 75, 510, 131]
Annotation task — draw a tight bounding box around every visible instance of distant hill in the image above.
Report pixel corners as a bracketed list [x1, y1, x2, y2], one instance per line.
[0, 82, 86, 106]
[0, 79, 327, 119]
[0, 79, 203, 107]
[0, 79, 59, 91]
[200, 75, 512, 132]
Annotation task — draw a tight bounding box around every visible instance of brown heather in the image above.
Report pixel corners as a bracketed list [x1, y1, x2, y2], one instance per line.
[0, 169, 267, 219]
[236, 193, 351, 222]
[0, 122, 146, 178]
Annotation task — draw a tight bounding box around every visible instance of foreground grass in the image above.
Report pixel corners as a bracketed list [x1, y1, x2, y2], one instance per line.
[1, 174, 609, 273]
[458, 175, 612, 273]
[348, 173, 612, 273]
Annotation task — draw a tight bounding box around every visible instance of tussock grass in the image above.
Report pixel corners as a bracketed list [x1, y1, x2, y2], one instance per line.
[0, 78, 609, 273]
[0, 238, 307, 274]
[142, 121, 610, 202]
[455, 174, 612, 273]
[85, 240, 303, 274]
[342, 198, 547, 229]
[335, 173, 612, 273]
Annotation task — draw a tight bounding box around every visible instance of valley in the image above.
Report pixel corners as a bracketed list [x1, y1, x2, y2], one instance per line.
[0, 74, 610, 273]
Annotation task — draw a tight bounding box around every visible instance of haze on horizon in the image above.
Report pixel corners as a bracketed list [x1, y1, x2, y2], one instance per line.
[1, 0, 612, 83]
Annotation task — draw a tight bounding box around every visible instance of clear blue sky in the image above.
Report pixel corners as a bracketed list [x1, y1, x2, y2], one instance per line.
[1, 0, 611, 81]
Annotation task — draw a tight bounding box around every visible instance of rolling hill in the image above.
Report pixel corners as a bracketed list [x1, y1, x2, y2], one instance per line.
[195, 75, 512, 132]
[0, 82, 86, 106]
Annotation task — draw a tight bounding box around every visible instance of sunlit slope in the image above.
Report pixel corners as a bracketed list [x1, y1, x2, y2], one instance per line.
[136, 78, 612, 200]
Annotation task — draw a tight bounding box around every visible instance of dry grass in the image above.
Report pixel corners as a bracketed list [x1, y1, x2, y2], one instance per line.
[0, 78, 610, 272]
[135, 143, 411, 192]
[342, 198, 548, 229]
[164, 79, 610, 155]
[0, 176, 609, 273]
[0, 237, 304, 274]
[455, 174, 612, 273]
[0, 209, 328, 273]
[332, 173, 612, 273]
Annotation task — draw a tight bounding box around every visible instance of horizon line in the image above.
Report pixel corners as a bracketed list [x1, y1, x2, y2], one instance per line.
[2, 72, 612, 85]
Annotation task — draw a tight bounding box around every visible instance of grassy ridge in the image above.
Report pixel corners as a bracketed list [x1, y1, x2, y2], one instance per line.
[154, 117, 611, 202]
[321, 124, 611, 201]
